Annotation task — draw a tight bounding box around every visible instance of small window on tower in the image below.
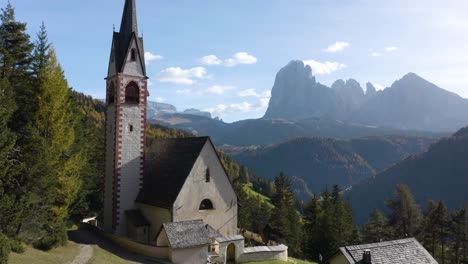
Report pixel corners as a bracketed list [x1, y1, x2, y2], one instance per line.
[129, 125, 133, 132]
[131, 49, 136, 61]
[205, 168, 210, 183]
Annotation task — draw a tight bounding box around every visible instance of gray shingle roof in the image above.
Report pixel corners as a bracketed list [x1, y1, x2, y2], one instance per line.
[163, 220, 216, 249]
[125, 209, 149, 227]
[136, 137, 209, 208]
[339, 238, 438, 264]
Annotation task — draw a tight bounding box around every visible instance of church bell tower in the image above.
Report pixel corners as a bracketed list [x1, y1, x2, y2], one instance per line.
[104, 0, 148, 234]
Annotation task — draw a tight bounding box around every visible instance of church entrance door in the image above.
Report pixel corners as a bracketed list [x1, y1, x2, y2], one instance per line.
[226, 243, 236, 264]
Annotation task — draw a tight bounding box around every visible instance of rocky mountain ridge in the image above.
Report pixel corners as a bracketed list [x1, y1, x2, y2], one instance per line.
[264, 60, 468, 132]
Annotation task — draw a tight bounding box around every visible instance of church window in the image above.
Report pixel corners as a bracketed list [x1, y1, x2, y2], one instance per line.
[205, 168, 210, 183]
[199, 199, 214, 210]
[129, 125, 133, 132]
[131, 48, 136, 61]
[125, 82, 140, 104]
[108, 82, 115, 104]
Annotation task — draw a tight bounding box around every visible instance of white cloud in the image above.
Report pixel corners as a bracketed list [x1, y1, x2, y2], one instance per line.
[238, 89, 271, 98]
[176, 89, 192, 95]
[303, 60, 347, 75]
[224, 52, 257, 67]
[324, 42, 350, 53]
[200, 55, 222, 65]
[371, 52, 382, 57]
[201, 52, 258, 67]
[374, 84, 385, 90]
[204, 99, 269, 117]
[385, 46, 399, 52]
[144, 52, 163, 65]
[205, 85, 235, 95]
[155, 96, 166, 103]
[156, 67, 207, 85]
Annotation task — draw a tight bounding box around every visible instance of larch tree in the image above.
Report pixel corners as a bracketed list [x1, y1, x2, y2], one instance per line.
[34, 48, 82, 248]
[362, 208, 390, 243]
[386, 184, 421, 238]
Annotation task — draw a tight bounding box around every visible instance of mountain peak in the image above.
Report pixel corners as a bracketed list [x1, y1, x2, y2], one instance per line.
[280, 60, 314, 79]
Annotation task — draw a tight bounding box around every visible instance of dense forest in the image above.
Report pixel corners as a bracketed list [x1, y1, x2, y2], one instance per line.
[0, 2, 466, 264]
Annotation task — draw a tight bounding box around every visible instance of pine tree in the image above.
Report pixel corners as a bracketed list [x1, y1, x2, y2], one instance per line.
[0, 2, 34, 133]
[32, 22, 50, 78]
[451, 206, 467, 264]
[303, 194, 321, 261]
[386, 184, 421, 238]
[269, 172, 302, 256]
[362, 208, 390, 243]
[0, 77, 21, 236]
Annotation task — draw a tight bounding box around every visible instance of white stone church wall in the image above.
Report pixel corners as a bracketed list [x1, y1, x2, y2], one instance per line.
[173, 141, 238, 236]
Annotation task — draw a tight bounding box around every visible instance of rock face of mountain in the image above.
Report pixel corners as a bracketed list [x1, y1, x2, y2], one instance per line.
[264, 60, 343, 120]
[183, 108, 212, 118]
[264, 61, 468, 132]
[146, 101, 212, 119]
[353, 73, 468, 132]
[228, 135, 434, 200]
[348, 126, 468, 224]
[147, 101, 177, 118]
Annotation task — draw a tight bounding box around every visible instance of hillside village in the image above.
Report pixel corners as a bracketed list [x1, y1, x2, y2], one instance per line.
[0, 1, 467, 264]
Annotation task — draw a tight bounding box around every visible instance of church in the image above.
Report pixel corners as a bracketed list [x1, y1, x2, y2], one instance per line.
[102, 1, 288, 263]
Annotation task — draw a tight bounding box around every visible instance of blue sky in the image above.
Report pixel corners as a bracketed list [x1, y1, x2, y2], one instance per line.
[10, 0, 468, 122]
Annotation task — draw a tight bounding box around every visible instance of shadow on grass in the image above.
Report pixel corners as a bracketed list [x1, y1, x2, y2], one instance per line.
[68, 224, 170, 264]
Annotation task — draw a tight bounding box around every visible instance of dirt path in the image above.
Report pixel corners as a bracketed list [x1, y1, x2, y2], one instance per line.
[70, 244, 94, 264]
[68, 225, 171, 264]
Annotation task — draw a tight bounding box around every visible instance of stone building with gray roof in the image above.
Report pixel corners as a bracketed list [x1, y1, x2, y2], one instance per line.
[328, 238, 438, 264]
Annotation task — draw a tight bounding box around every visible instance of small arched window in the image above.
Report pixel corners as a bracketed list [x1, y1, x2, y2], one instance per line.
[205, 168, 210, 183]
[125, 82, 139, 104]
[199, 199, 214, 210]
[108, 82, 115, 104]
[130, 49, 136, 61]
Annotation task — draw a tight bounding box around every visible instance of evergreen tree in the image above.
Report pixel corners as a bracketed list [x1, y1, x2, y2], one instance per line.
[269, 172, 302, 257]
[32, 22, 50, 77]
[0, 77, 22, 236]
[451, 206, 467, 264]
[362, 208, 391, 243]
[0, 2, 34, 133]
[331, 185, 353, 247]
[303, 194, 321, 260]
[386, 184, 421, 238]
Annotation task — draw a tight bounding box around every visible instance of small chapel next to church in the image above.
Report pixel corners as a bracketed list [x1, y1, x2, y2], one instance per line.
[101, 1, 288, 263]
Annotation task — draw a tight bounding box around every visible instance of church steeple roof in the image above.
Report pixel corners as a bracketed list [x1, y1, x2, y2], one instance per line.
[109, 0, 146, 76]
[119, 0, 138, 38]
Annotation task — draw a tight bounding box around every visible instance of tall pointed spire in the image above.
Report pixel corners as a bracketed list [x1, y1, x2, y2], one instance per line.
[120, 0, 138, 37]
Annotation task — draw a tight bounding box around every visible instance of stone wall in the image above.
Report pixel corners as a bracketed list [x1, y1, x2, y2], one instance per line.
[239, 245, 288, 263]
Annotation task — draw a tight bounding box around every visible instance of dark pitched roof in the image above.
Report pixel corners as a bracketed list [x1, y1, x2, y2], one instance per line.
[136, 137, 209, 208]
[339, 238, 438, 264]
[162, 220, 215, 249]
[112, 0, 146, 75]
[125, 209, 149, 227]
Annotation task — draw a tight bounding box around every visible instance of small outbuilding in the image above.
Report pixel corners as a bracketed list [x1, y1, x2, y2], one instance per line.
[328, 238, 438, 264]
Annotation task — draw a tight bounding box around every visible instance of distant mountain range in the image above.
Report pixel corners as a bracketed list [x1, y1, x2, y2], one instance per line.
[145, 101, 211, 119]
[149, 114, 441, 147]
[224, 135, 435, 200]
[348, 126, 468, 224]
[265, 60, 468, 132]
